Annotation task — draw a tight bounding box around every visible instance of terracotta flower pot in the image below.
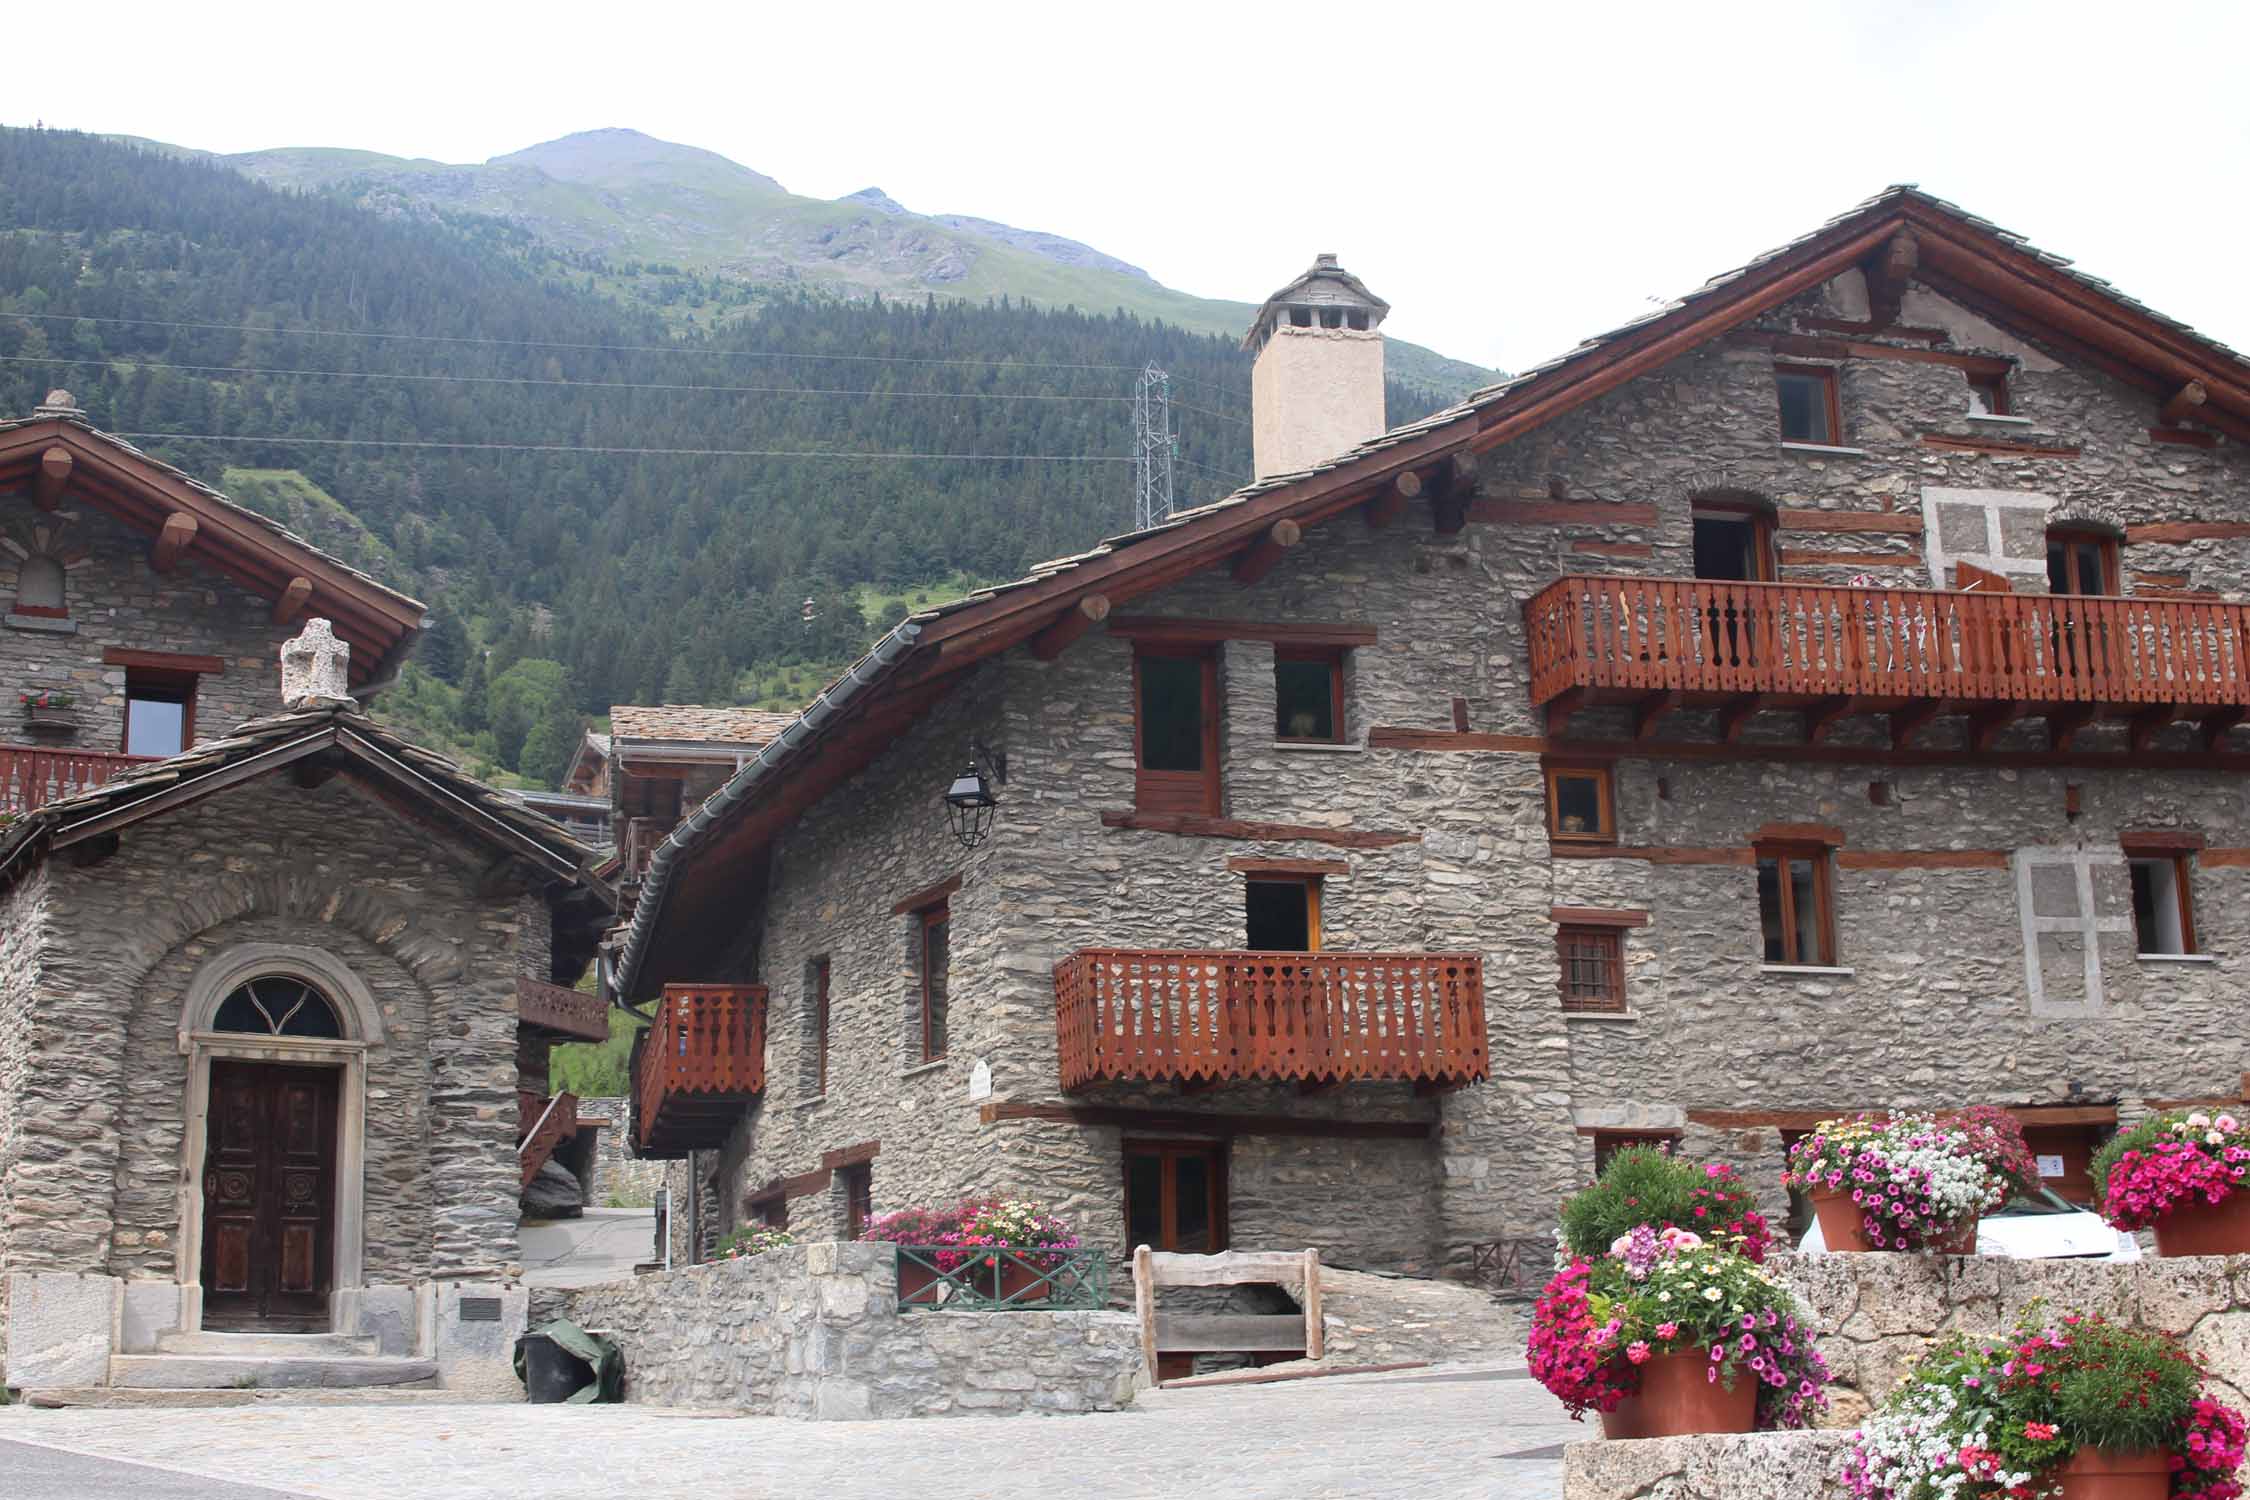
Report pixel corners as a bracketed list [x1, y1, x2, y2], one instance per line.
[2053, 1446, 2170, 1500]
[1927, 1216, 1980, 1255]
[1599, 1351, 1758, 1440]
[1811, 1188, 1877, 1252]
[896, 1252, 1048, 1306]
[2152, 1189, 2250, 1258]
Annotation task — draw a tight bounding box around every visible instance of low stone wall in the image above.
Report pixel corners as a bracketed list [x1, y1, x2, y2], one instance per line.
[561, 1242, 1144, 1418]
[1564, 1432, 1848, 1500]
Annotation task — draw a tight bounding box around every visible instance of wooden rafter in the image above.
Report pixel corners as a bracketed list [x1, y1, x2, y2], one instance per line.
[1232, 520, 1302, 585]
[34, 446, 70, 511]
[1030, 594, 1110, 661]
[1364, 471, 1417, 529]
[1970, 702, 2029, 751]
[2160, 381, 2208, 427]
[151, 512, 197, 574]
[2201, 706, 2246, 751]
[273, 575, 314, 627]
[1864, 230, 1919, 328]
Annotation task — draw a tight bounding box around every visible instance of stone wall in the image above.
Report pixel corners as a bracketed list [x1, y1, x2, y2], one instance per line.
[0, 497, 314, 751]
[580, 1097, 664, 1207]
[562, 1241, 1143, 1418]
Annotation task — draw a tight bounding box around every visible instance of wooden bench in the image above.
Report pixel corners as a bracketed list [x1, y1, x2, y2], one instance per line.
[1131, 1246, 1324, 1382]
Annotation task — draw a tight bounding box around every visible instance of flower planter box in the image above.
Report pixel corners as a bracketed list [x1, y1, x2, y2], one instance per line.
[2152, 1190, 2250, 1258]
[1811, 1189, 1978, 1253]
[19, 707, 76, 735]
[1599, 1351, 1757, 1440]
[2055, 1445, 2169, 1500]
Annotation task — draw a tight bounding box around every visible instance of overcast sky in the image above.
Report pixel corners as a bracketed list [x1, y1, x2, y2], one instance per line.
[16, 1, 2249, 374]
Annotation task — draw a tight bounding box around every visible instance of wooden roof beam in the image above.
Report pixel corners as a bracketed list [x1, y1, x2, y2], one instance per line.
[1232, 520, 1302, 586]
[1865, 231, 1919, 329]
[151, 512, 197, 575]
[34, 447, 70, 511]
[2160, 381, 2208, 428]
[1029, 593, 1109, 661]
[1365, 471, 1418, 529]
[273, 575, 314, 627]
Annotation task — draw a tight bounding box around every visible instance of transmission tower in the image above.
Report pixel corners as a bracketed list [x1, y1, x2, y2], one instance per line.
[1132, 363, 1176, 532]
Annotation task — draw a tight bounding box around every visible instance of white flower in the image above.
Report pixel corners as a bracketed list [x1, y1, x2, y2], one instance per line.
[2189, 1112, 2213, 1129]
[2212, 1132, 2227, 1146]
[1703, 1287, 1722, 1302]
[1658, 1291, 1672, 1302]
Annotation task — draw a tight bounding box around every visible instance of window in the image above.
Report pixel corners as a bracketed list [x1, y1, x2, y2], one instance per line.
[211, 977, 344, 1039]
[1558, 925, 1626, 1013]
[124, 669, 195, 757]
[1273, 648, 1344, 743]
[753, 1193, 789, 1231]
[1968, 371, 2010, 416]
[1592, 1131, 1678, 1175]
[1133, 648, 1219, 815]
[1245, 875, 1320, 951]
[918, 903, 949, 1062]
[2128, 856, 2196, 956]
[1756, 843, 1837, 967]
[841, 1163, 873, 1240]
[1774, 364, 1840, 444]
[2046, 526, 2119, 597]
[1124, 1140, 1227, 1253]
[12, 553, 65, 617]
[810, 956, 831, 1096]
[1691, 504, 1776, 583]
[1546, 765, 1615, 843]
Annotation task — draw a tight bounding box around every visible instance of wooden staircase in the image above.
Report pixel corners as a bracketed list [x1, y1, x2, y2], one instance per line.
[517, 1090, 579, 1190]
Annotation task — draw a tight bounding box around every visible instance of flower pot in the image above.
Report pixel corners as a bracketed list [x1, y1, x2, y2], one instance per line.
[1927, 1216, 1980, 1255]
[1812, 1188, 1877, 1252]
[2053, 1446, 2170, 1500]
[897, 1257, 943, 1306]
[20, 707, 75, 735]
[895, 1253, 1047, 1306]
[1598, 1352, 1757, 1440]
[2152, 1189, 2250, 1257]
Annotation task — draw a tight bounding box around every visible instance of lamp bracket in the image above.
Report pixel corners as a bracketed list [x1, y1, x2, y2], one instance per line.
[971, 738, 1008, 786]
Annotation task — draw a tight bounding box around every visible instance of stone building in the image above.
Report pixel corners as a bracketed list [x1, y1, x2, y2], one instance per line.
[604, 704, 795, 928]
[0, 404, 611, 1391]
[616, 186, 2250, 1275]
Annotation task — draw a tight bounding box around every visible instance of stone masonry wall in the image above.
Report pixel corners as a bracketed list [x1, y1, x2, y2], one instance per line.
[0, 494, 315, 753]
[580, 1096, 664, 1207]
[0, 865, 49, 1373]
[563, 1241, 1142, 1418]
[662, 268, 2250, 1272]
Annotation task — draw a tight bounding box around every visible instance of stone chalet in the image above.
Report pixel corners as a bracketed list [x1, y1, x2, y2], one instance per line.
[599, 704, 796, 928]
[615, 187, 2250, 1281]
[0, 403, 612, 1393]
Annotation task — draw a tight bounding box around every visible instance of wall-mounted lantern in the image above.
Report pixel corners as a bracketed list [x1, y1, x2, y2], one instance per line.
[944, 743, 1005, 849]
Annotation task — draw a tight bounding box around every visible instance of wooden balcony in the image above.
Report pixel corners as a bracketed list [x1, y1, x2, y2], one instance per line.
[1053, 949, 1487, 1092]
[0, 745, 154, 815]
[1525, 575, 2250, 749]
[633, 982, 766, 1158]
[621, 816, 670, 881]
[516, 976, 610, 1042]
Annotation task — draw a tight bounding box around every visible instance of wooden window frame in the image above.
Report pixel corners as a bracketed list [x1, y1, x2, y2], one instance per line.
[1545, 763, 1616, 845]
[1556, 924, 1627, 1013]
[1690, 497, 1778, 583]
[1755, 840, 1838, 967]
[1243, 872, 1322, 952]
[811, 956, 831, 1097]
[1774, 363, 1841, 445]
[2121, 844, 2198, 957]
[2046, 525, 2121, 598]
[1132, 645, 1221, 817]
[1122, 1138, 1229, 1254]
[751, 1191, 789, 1232]
[123, 666, 198, 757]
[917, 901, 949, 1064]
[1968, 370, 2011, 416]
[841, 1162, 872, 1240]
[1273, 646, 1347, 745]
[1589, 1129, 1681, 1175]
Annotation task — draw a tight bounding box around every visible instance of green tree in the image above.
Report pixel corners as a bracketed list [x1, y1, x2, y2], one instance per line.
[420, 609, 468, 685]
[518, 691, 581, 788]
[489, 658, 568, 772]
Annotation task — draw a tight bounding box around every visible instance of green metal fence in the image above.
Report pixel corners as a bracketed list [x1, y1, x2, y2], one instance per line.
[892, 1245, 1109, 1310]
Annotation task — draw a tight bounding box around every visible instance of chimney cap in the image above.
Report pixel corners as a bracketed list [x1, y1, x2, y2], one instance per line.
[1242, 253, 1390, 353]
[33, 389, 83, 418]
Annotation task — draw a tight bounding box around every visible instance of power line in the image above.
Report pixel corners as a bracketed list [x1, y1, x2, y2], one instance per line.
[1176, 454, 1250, 482]
[109, 431, 1142, 462]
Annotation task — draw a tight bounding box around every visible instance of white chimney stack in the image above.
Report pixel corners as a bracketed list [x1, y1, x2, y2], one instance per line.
[1244, 253, 1390, 482]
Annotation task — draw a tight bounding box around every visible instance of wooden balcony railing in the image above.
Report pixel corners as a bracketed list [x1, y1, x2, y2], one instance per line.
[516, 976, 610, 1042]
[517, 1090, 579, 1191]
[622, 816, 670, 880]
[1053, 949, 1487, 1091]
[633, 982, 766, 1157]
[0, 745, 154, 815]
[1525, 575, 2250, 712]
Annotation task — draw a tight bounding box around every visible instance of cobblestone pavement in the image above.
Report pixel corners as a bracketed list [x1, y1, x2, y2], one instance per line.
[1, 1364, 1579, 1499]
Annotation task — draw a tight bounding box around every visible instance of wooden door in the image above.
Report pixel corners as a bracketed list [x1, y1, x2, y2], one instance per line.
[202, 1061, 339, 1331]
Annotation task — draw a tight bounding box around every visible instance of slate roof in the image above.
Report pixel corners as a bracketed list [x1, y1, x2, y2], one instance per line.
[609, 705, 798, 745]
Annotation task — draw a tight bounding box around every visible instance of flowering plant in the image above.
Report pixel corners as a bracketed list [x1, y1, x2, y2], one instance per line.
[714, 1227, 795, 1260]
[1559, 1145, 1775, 1263]
[18, 689, 73, 709]
[2093, 1111, 2250, 1233]
[860, 1197, 1080, 1273]
[1844, 1307, 2245, 1500]
[1785, 1112, 2026, 1250]
[1528, 1225, 1830, 1430]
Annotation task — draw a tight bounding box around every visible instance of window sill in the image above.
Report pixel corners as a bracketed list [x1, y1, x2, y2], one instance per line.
[1778, 442, 1870, 458]
[2137, 953, 2217, 965]
[1272, 740, 1364, 754]
[1562, 1010, 1642, 1023]
[1965, 412, 2034, 427]
[1758, 964, 1856, 978]
[898, 1059, 949, 1080]
[5, 612, 77, 635]
[795, 1093, 830, 1111]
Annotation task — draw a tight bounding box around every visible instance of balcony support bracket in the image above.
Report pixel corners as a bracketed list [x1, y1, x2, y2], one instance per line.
[1632, 692, 1680, 741]
[1890, 699, 1950, 751]
[2048, 703, 2100, 751]
[1546, 688, 1590, 738]
[1970, 703, 2030, 752]
[1803, 696, 1858, 744]
[2130, 702, 2187, 753]
[1717, 694, 1772, 745]
[2201, 706, 2246, 751]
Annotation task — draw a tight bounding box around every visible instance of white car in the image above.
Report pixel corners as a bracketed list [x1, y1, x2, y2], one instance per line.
[1797, 1187, 2142, 1261]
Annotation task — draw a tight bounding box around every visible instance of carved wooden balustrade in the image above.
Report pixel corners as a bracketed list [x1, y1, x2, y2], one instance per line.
[0, 745, 154, 814]
[633, 983, 767, 1157]
[1524, 575, 2250, 744]
[1053, 949, 1487, 1091]
[516, 975, 609, 1042]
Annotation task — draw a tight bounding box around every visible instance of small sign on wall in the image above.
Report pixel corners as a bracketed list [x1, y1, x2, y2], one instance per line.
[968, 1059, 993, 1102]
[2036, 1154, 2066, 1180]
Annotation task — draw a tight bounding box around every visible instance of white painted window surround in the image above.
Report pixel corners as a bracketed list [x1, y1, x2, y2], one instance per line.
[2015, 847, 2133, 1016]
[1758, 964, 1856, 978]
[1779, 442, 1869, 458]
[1921, 485, 2055, 591]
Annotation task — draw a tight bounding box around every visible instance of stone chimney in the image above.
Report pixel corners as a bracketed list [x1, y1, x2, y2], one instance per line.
[280, 618, 355, 711]
[33, 388, 83, 419]
[1243, 253, 1391, 482]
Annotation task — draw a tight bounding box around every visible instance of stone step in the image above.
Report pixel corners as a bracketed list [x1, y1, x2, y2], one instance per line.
[153, 1330, 380, 1358]
[29, 1385, 478, 1409]
[107, 1353, 440, 1390]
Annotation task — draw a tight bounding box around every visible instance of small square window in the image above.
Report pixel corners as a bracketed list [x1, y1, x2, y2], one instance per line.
[1775, 365, 1839, 444]
[755, 1194, 789, 1231]
[2047, 527, 2118, 598]
[2129, 856, 2196, 956]
[1546, 766, 1614, 843]
[1756, 843, 1836, 967]
[1274, 649, 1343, 743]
[1558, 925, 1625, 1013]
[1968, 371, 2010, 416]
[1245, 875, 1320, 952]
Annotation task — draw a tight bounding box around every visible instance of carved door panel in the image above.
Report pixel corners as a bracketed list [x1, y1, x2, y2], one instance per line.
[201, 1061, 338, 1330]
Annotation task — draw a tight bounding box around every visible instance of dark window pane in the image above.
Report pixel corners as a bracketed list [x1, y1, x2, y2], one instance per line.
[2047, 540, 2070, 595]
[1553, 774, 1604, 836]
[1756, 857, 1785, 961]
[1173, 1154, 1213, 1252]
[127, 696, 186, 757]
[1274, 657, 1337, 740]
[2073, 542, 2108, 596]
[1126, 1154, 1164, 1250]
[922, 914, 950, 1059]
[1138, 656, 1204, 771]
[2130, 859, 2185, 954]
[1692, 517, 1755, 581]
[1776, 372, 1832, 443]
[1245, 880, 1312, 951]
[1789, 858, 1822, 965]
